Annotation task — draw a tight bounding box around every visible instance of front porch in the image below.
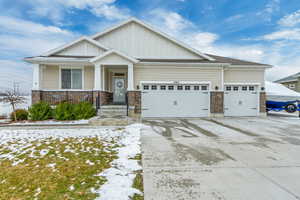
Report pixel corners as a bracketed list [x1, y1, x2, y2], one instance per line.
[31, 50, 141, 117]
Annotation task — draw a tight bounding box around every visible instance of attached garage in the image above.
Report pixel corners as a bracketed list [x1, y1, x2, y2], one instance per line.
[224, 84, 260, 117]
[141, 82, 210, 118]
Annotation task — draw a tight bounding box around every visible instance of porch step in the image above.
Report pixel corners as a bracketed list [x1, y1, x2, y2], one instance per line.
[98, 105, 127, 117]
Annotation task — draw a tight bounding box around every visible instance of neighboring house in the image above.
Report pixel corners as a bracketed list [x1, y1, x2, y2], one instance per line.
[274, 72, 300, 92]
[24, 18, 271, 118]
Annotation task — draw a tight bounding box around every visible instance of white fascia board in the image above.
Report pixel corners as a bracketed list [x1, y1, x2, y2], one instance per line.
[23, 57, 91, 65]
[90, 50, 138, 63]
[226, 64, 272, 69]
[92, 17, 215, 61]
[41, 36, 108, 56]
[276, 79, 298, 83]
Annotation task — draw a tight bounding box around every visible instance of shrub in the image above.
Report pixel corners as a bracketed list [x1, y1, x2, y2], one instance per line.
[74, 102, 96, 120]
[29, 101, 53, 121]
[10, 109, 28, 121]
[54, 102, 75, 120]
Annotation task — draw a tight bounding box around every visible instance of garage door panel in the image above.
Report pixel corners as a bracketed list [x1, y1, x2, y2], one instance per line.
[224, 85, 259, 117]
[141, 84, 210, 118]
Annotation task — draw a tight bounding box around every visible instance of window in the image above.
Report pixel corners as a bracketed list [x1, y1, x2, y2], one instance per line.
[249, 86, 255, 91]
[194, 86, 200, 90]
[61, 68, 82, 89]
[226, 86, 231, 91]
[143, 85, 149, 90]
[201, 85, 208, 91]
[160, 85, 166, 90]
[168, 85, 174, 90]
[151, 85, 157, 90]
[177, 85, 183, 90]
[289, 84, 296, 89]
[242, 86, 247, 91]
[185, 85, 190, 90]
[233, 86, 239, 91]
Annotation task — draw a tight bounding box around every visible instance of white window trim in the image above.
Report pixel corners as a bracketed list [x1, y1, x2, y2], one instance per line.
[289, 84, 296, 89]
[59, 66, 85, 90]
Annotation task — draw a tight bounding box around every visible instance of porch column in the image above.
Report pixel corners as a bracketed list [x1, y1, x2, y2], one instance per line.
[127, 63, 134, 90]
[94, 64, 102, 90]
[32, 64, 40, 90]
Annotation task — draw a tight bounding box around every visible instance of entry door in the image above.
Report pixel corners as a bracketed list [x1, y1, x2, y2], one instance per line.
[113, 78, 126, 103]
[141, 83, 210, 118]
[224, 85, 259, 116]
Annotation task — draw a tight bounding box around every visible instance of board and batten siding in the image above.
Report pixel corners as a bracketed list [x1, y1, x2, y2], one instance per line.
[56, 41, 105, 56]
[95, 22, 201, 59]
[224, 68, 265, 86]
[41, 65, 95, 90]
[41, 65, 59, 89]
[134, 65, 222, 90]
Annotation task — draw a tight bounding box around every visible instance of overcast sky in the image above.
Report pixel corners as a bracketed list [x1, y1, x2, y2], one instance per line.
[1, 0, 300, 93]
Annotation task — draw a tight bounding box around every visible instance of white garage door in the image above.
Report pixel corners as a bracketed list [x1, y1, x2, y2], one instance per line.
[141, 83, 210, 118]
[224, 85, 259, 117]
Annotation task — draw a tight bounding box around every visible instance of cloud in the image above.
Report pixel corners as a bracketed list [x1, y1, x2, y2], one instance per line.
[0, 60, 32, 93]
[0, 15, 77, 56]
[278, 9, 300, 27]
[225, 14, 244, 23]
[27, 0, 130, 24]
[256, 0, 280, 21]
[0, 16, 77, 92]
[0, 15, 72, 36]
[262, 28, 300, 40]
[144, 9, 300, 82]
[147, 9, 193, 33]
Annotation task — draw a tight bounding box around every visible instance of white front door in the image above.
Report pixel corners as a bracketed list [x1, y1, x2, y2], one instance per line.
[224, 85, 259, 117]
[113, 78, 126, 103]
[141, 83, 210, 118]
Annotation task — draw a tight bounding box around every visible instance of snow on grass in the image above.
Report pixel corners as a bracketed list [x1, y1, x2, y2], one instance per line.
[96, 124, 144, 200]
[0, 124, 144, 199]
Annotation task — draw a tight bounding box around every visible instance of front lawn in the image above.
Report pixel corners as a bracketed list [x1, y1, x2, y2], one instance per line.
[0, 125, 143, 199]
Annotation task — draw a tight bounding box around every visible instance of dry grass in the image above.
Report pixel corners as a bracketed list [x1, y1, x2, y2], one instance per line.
[131, 154, 144, 200]
[0, 137, 118, 199]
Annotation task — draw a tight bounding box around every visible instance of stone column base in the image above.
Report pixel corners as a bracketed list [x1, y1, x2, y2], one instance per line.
[260, 92, 266, 114]
[31, 90, 41, 105]
[127, 90, 141, 118]
[210, 91, 224, 115]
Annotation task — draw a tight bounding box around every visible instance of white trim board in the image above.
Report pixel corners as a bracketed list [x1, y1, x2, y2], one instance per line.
[42, 36, 109, 56]
[90, 50, 138, 63]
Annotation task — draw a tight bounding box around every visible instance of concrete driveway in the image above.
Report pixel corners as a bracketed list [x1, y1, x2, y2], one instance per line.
[141, 116, 300, 200]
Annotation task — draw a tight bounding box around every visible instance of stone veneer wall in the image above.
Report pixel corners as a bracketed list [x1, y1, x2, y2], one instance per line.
[260, 92, 266, 113]
[32, 90, 113, 106]
[127, 91, 141, 117]
[210, 91, 224, 114]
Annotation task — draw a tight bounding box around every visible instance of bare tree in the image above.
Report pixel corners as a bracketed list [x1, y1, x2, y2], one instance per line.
[0, 89, 26, 121]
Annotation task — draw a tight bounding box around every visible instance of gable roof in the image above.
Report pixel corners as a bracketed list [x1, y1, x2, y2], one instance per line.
[90, 50, 138, 63]
[92, 18, 215, 61]
[275, 72, 300, 83]
[42, 36, 108, 56]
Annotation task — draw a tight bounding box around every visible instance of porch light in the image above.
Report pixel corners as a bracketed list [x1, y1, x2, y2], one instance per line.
[137, 85, 140, 90]
[261, 87, 265, 91]
[215, 86, 219, 90]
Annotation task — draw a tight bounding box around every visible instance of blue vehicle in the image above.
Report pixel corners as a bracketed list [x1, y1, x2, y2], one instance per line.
[266, 82, 300, 114]
[266, 100, 300, 113]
